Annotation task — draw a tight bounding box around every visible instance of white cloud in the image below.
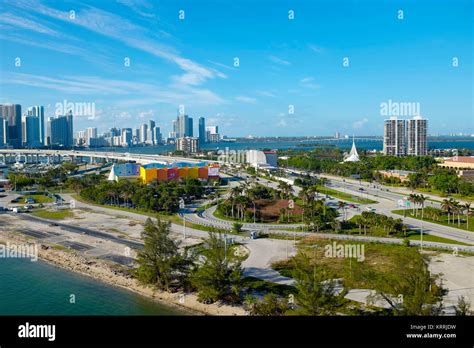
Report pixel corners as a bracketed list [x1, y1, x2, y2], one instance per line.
[3, 72, 226, 106]
[235, 96, 257, 104]
[353, 118, 369, 129]
[308, 44, 324, 54]
[256, 90, 276, 98]
[8, 1, 225, 87]
[0, 12, 61, 37]
[269, 55, 291, 66]
[300, 77, 320, 89]
[117, 0, 156, 18]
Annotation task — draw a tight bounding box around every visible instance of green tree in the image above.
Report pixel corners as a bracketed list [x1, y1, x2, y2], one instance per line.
[191, 233, 243, 304]
[364, 253, 443, 316]
[245, 294, 289, 316]
[291, 253, 346, 315]
[135, 218, 192, 291]
[454, 296, 472, 316]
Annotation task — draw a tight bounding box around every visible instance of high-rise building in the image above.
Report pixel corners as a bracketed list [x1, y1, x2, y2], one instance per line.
[176, 137, 200, 153]
[27, 106, 45, 145]
[383, 117, 406, 156]
[153, 126, 162, 145]
[0, 104, 22, 148]
[149, 120, 155, 130]
[48, 111, 73, 147]
[85, 127, 97, 146]
[122, 128, 132, 147]
[22, 114, 41, 148]
[407, 116, 428, 156]
[0, 117, 5, 148]
[187, 117, 193, 137]
[206, 126, 220, 143]
[198, 117, 206, 144]
[176, 114, 189, 138]
[140, 124, 148, 143]
[133, 128, 140, 144]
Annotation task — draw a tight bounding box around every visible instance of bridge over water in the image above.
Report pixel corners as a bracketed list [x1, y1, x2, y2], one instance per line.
[0, 149, 213, 165]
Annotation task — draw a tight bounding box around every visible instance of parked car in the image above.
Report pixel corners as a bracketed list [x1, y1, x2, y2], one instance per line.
[24, 204, 34, 210]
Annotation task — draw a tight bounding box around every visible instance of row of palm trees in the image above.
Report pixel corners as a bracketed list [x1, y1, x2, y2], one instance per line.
[406, 193, 472, 230]
[407, 194, 428, 219]
[352, 212, 405, 236]
[440, 198, 472, 229]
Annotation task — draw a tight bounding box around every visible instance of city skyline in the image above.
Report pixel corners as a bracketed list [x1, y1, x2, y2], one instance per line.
[0, 0, 472, 137]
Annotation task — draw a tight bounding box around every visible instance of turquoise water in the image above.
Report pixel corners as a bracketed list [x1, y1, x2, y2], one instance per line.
[87, 137, 474, 155]
[0, 258, 185, 315]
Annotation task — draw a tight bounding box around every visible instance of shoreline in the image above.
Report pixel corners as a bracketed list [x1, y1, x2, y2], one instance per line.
[1, 232, 246, 316]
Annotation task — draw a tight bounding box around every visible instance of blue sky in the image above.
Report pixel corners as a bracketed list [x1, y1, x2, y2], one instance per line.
[0, 0, 472, 137]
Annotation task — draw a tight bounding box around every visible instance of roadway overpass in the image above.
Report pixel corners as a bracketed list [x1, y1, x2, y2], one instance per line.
[0, 149, 215, 165]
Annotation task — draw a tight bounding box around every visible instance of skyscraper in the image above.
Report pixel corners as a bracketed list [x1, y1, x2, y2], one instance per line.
[0, 117, 5, 148]
[153, 126, 162, 145]
[149, 120, 155, 130]
[407, 116, 428, 156]
[187, 117, 193, 137]
[48, 111, 73, 147]
[198, 117, 206, 144]
[140, 124, 148, 143]
[177, 114, 189, 138]
[22, 114, 41, 148]
[27, 106, 45, 145]
[0, 104, 22, 148]
[383, 117, 406, 156]
[206, 126, 220, 143]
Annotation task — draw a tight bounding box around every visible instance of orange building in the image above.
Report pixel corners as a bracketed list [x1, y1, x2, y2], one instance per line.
[188, 167, 199, 179]
[178, 167, 189, 179]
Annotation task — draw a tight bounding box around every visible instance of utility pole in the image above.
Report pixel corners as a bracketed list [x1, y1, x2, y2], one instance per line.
[179, 198, 186, 240]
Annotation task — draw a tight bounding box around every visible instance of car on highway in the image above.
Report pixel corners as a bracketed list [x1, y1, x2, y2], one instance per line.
[358, 188, 364, 191]
[348, 204, 357, 209]
[49, 222, 59, 227]
[23, 204, 33, 210]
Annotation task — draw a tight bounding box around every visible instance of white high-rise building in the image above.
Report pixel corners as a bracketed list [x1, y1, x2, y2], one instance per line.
[140, 124, 148, 143]
[407, 116, 428, 156]
[85, 127, 97, 146]
[383, 117, 406, 156]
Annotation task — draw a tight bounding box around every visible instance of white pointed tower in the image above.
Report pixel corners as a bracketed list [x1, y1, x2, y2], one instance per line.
[344, 136, 360, 162]
[107, 164, 119, 182]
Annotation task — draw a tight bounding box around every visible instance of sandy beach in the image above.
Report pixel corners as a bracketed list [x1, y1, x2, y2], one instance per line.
[0, 232, 246, 316]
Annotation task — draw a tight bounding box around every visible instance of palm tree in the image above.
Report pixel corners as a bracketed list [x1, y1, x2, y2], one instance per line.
[352, 215, 363, 235]
[337, 201, 347, 221]
[418, 194, 427, 220]
[441, 199, 452, 224]
[277, 181, 293, 200]
[464, 203, 471, 230]
[229, 186, 242, 218]
[451, 199, 461, 226]
[408, 194, 417, 216]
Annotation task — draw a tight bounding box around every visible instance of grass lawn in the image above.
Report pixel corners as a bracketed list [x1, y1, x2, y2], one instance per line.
[23, 194, 54, 203]
[242, 276, 295, 296]
[393, 208, 474, 233]
[407, 233, 471, 246]
[31, 209, 74, 219]
[416, 188, 474, 203]
[72, 194, 224, 234]
[272, 238, 428, 290]
[316, 185, 377, 204]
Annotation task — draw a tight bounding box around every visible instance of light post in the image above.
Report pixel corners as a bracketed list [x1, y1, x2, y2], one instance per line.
[420, 220, 423, 252]
[253, 201, 256, 224]
[224, 232, 228, 263]
[179, 198, 186, 240]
